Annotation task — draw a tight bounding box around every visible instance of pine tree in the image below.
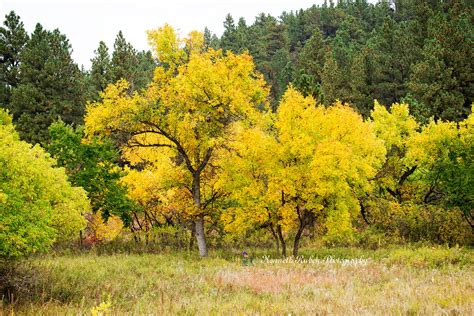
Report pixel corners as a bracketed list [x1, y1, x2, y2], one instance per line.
[9, 23, 86, 144]
[265, 22, 287, 57]
[368, 17, 421, 106]
[111, 31, 138, 89]
[349, 48, 373, 116]
[134, 50, 155, 91]
[203, 27, 219, 50]
[281, 9, 307, 51]
[0, 11, 29, 106]
[408, 3, 473, 121]
[220, 14, 239, 52]
[235, 17, 249, 52]
[320, 51, 345, 104]
[295, 30, 326, 84]
[90, 40, 112, 94]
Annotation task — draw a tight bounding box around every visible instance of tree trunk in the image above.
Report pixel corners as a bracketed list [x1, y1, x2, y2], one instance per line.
[192, 174, 208, 257]
[277, 224, 286, 257]
[189, 222, 196, 250]
[294, 206, 313, 257]
[462, 211, 474, 230]
[293, 222, 305, 257]
[79, 230, 83, 248]
[194, 217, 207, 257]
[269, 225, 280, 255]
[359, 200, 371, 225]
[270, 225, 280, 254]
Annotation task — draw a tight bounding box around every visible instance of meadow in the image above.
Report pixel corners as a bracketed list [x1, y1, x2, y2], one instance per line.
[1, 246, 473, 315]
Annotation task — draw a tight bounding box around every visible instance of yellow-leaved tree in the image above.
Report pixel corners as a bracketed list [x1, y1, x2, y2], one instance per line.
[369, 101, 420, 204]
[84, 25, 268, 257]
[221, 87, 386, 256]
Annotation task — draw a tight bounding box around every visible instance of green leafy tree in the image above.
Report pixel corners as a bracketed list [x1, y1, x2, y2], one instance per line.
[406, 108, 474, 230]
[0, 109, 88, 259]
[364, 101, 472, 244]
[48, 121, 136, 225]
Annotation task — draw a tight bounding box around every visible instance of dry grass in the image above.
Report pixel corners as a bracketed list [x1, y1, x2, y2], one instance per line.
[215, 263, 473, 314]
[1, 247, 473, 315]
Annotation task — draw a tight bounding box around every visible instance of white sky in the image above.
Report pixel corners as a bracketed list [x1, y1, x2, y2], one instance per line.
[0, 0, 332, 69]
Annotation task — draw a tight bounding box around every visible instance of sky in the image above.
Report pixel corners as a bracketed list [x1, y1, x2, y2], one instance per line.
[1, 0, 331, 69]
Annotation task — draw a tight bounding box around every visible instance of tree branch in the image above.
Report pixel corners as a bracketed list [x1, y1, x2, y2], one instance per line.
[139, 120, 196, 174]
[196, 147, 213, 175]
[398, 166, 417, 187]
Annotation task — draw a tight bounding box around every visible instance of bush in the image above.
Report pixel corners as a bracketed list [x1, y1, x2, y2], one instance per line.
[367, 201, 473, 246]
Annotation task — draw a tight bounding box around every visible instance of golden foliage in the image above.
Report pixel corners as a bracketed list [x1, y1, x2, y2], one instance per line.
[87, 211, 124, 243]
[221, 86, 386, 241]
[85, 25, 269, 227]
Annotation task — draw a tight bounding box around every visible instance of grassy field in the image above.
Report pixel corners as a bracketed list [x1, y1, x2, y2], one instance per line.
[1, 246, 473, 315]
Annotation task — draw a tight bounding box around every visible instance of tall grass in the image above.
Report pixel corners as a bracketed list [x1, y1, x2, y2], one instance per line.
[1, 246, 473, 315]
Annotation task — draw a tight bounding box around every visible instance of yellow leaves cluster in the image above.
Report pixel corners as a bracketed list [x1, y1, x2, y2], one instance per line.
[369, 101, 422, 191]
[220, 207, 269, 237]
[88, 211, 124, 242]
[222, 87, 386, 238]
[146, 24, 187, 68]
[121, 155, 194, 220]
[371, 101, 418, 149]
[0, 191, 7, 203]
[84, 80, 142, 141]
[185, 30, 205, 54]
[276, 88, 385, 202]
[86, 28, 268, 167]
[406, 107, 473, 168]
[371, 101, 472, 196]
[406, 120, 458, 166]
[324, 207, 355, 245]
